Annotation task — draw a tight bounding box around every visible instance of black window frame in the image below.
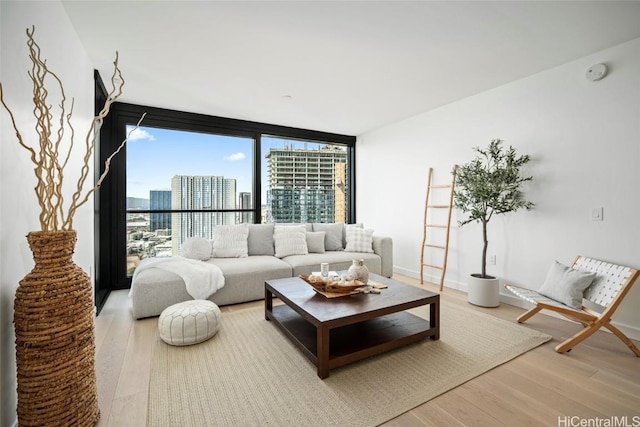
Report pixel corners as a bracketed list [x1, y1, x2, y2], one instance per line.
[94, 97, 356, 311]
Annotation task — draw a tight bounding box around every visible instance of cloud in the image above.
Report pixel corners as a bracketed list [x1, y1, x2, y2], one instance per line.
[128, 128, 155, 141]
[225, 152, 246, 161]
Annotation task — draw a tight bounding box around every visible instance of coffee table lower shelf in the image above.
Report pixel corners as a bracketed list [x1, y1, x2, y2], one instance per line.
[267, 304, 436, 378]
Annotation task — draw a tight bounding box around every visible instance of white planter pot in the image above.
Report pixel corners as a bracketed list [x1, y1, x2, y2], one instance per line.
[467, 274, 500, 307]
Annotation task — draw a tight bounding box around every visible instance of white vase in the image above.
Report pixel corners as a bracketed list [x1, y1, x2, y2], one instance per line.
[467, 274, 500, 307]
[348, 259, 369, 284]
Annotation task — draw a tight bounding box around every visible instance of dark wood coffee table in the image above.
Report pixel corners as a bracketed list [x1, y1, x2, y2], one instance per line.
[265, 273, 439, 379]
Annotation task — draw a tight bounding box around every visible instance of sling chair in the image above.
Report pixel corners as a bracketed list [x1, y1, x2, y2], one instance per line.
[505, 255, 640, 356]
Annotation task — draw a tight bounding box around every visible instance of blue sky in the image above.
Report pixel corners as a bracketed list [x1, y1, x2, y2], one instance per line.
[126, 126, 253, 199]
[126, 126, 325, 202]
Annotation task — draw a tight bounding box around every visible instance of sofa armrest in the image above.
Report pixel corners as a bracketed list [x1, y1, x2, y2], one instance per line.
[372, 236, 393, 278]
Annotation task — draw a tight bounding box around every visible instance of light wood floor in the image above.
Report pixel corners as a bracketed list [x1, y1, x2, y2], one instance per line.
[94, 275, 640, 426]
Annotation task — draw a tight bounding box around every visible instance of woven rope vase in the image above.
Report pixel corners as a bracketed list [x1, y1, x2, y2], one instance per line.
[14, 230, 100, 426]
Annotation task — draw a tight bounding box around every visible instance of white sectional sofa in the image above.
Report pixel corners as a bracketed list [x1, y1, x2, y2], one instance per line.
[130, 223, 393, 319]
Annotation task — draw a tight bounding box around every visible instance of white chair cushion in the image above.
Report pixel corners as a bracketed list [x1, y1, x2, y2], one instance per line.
[158, 300, 221, 346]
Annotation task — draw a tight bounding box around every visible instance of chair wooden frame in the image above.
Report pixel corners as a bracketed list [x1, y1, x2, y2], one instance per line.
[505, 255, 640, 356]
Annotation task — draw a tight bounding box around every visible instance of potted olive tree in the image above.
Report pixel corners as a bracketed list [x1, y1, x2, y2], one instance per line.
[453, 139, 534, 307]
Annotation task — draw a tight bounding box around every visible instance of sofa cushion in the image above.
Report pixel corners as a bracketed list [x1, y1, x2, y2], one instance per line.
[213, 224, 249, 258]
[276, 223, 313, 232]
[274, 225, 308, 258]
[312, 223, 344, 251]
[180, 237, 213, 260]
[306, 231, 326, 254]
[209, 256, 292, 305]
[344, 226, 374, 253]
[248, 223, 275, 256]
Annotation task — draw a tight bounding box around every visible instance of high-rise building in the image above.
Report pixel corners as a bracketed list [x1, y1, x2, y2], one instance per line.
[265, 145, 347, 223]
[238, 192, 252, 224]
[171, 175, 237, 254]
[149, 190, 171, 232]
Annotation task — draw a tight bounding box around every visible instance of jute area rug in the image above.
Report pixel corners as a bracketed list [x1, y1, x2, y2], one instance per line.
[148, 301, 551, 426]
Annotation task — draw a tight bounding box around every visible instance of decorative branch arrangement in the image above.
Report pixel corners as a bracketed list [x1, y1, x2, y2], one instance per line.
[0, 26, 145, 231]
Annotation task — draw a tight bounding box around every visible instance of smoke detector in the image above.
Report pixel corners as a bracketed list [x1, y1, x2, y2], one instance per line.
[586, 63, 608, 82]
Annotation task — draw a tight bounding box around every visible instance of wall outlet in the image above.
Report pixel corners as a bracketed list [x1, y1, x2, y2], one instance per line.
[489, 254, 496, 265]
[591, 207, 603, 221]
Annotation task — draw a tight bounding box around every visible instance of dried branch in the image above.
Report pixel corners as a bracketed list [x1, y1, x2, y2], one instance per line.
[65, 113, 147, 228]
[0, 26, 143, 232]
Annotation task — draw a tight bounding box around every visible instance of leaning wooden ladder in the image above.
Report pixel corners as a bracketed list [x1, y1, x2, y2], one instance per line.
[420, 166, 457, 291]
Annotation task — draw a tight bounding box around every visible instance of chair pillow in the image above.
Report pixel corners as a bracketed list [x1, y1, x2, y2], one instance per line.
[306, 231, 326, 254]
[274, 225, 308, 258]
[312, 223, 344, 251]
[180, 237, 213, 261]
[538, 261, 597, 309]
[212, 224, 249, 258]
[344, 227, 374, 253]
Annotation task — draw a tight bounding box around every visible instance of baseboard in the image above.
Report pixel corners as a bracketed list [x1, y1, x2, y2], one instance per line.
[392, 267, 640, 342]
[393, 267, 467, 291]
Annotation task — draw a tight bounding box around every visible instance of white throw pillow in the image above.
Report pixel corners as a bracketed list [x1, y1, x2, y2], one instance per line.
[180, 237, 213, 260]
[306, 231, 326, 254]
[538, 261, 597, 309]
[344, 227, 374, 253]
[212, 224, 249, 258]
[274, 225, 308, 258]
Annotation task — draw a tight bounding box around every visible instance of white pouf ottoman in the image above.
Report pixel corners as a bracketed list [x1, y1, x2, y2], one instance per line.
[158, 300, 221, 346]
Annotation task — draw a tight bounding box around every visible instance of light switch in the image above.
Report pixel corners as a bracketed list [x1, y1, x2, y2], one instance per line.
[591, 207, 603, 221]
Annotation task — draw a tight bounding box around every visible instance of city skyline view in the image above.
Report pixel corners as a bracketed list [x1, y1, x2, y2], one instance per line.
[125, 128, 349, 271]
[126, 125, 338, 203]
[126, 125, 253, 200]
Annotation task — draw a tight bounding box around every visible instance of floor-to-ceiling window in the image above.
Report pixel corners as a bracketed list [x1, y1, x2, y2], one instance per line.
[125, 127, 254, 276]
[95, 101, 355, 311]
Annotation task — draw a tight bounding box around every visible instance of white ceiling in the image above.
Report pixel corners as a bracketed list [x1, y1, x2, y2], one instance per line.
[61, 1, 640, 136]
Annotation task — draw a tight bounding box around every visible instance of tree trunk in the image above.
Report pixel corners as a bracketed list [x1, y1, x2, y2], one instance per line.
[481, 219, 488, 278]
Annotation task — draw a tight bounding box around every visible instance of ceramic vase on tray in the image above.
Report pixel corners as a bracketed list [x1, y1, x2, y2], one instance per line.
[348, 259, 369, 284]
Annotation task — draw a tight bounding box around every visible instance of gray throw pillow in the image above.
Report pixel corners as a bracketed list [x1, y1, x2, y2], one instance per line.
[247, 224, 275, 256]
[306, 231, 326, 254]
[538, 261, 597, 309]
[312, 223, 344, 251]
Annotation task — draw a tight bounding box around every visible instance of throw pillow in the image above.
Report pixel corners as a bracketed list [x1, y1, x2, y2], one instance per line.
[312, 223, 344, 251]
[538, 261, 597, 309]
[306, 231, 326, 254]
[343, 222, 364, 247]
[212, 224, 249, 258]
[180, 236, 213, 261]
[274, 225, 308, 258]
[344, 227, 374, 253]
[247, 223, 275, 256]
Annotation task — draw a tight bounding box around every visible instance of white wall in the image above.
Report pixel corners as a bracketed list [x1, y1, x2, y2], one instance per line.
[0, 2, 94, 425]
[357, 37, 640, 340]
